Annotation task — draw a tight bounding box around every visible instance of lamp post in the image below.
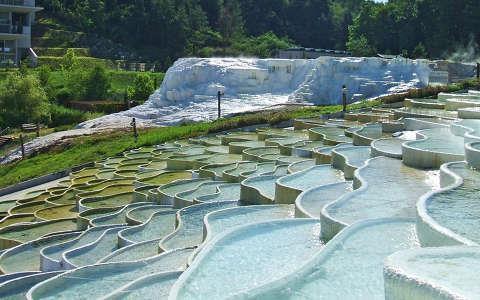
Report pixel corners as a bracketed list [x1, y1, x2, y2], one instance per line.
[217, 90, 225, 119]
[130, 118, 138, 143]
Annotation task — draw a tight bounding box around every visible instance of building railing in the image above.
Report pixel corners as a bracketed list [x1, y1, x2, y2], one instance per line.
[0, 0, 35, 7]
[0, 24, 27, 34]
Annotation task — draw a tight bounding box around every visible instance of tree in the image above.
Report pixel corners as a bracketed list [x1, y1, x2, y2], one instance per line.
[61, 49, 79, 72]
[347, 35, 376, 57]
[218, 0, 244, 45]
[412, 43, 428, 59]
[0, 73, 50, 127]
[84, 65, 111, 100]
[127, 74, 156, 103]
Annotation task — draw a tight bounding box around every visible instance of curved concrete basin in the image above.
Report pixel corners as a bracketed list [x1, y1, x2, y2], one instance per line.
[295, 182, 353, 218]
[240, 175, 282, 204]
[136, 171, 192, 187]
[118, 210, 177, 247]
[222, 162, 258, 182]
[287, 159, 316, 174]
[74, 179, 133, 193]
[125, 205, 173, 224]
[220, 132, 258, 145]
[0, 201, 18, 216]
[404, 98, 446, 109]
[103, 271, 182, 300]
[77, 207, 121, 230]
[291, 141, 326, 157]
[0, 214, 36, 229]
[0, 271, 63, 299]
[198, 163, 237, 179]
[166, 154, 213, 170]
[203, 205, 295, 245]
[173, 181, 228, 208]
[384, 246, 480, 300]
[34, 204, 77, 221]
[451, 119, 480, 142]
[62, 226, 127, 269]
[465, 141, 480, 169]
[78, 192, 138, 212]
[204, 145, 230, 154]
[239, 162, 277, 179]
[89, 202, 153, 227]
[159, 201, 237, 251]
[0, 219, 77, 250]
[242, 147, 279, 162]
[371, 137, 404, 159]
[458, 107, 480, 119]
[402, 127, 465, 169]
[417, 162, 480, 247]
[331, 146, 371, 179]
[437, 92, 480, 101]
[445, 98, 480, 111]
[156, 179, 212, 204]
[243, 218, 419, 300]
[76, 184, 134, 200]
[8, 201, 53, 215]
[308, 126, 352, 145]
[99, 239, 162, 263]
[322, 157, 438, 240]
[0, 231, 80, 274]
[169, 219, 323, 300]
[312, 143, 352, 164]
[41, 225, 123, 271]
[195, 183, 241, 203]
[28, 249, 194, 299]
[351, 123, 384, 146]
[229, 141, 266, 154]
[394, 107, 458, 120]
[275, 165, 344, 204]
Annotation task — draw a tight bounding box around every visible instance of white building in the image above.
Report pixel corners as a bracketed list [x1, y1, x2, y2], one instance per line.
[0, 0, 42, 66]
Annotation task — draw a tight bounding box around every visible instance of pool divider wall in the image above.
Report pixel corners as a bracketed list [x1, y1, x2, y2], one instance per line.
[240, 176, 278, 205]
[415, 162, 478, 247]
[402, 129, 465, 169]
[383, 247, 480, 300]
[465, 142, 480, 169]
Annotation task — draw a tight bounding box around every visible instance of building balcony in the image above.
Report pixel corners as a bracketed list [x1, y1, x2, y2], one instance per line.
[0, 24, 29, 36]
[0, 0, 35, 7]
[0, 1, 42, 13]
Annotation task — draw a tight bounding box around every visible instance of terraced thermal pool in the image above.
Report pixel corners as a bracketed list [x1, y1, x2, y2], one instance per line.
[1, 101, 480, 299]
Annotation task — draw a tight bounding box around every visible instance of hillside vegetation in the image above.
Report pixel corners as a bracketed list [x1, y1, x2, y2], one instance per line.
[36, 0, 480, 68]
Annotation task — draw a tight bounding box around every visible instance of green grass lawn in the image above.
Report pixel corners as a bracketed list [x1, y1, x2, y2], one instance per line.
[0, 101, 379, 189]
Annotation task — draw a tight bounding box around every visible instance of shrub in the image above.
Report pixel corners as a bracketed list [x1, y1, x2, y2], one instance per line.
[55, 88, 73, 105]
[84, 65, 111, 100]
[347, 35, 377, 57]
[37, 65, 51, 86]
[127, 74, 155, 103]
[49, 104, 85, 127]
[49, 104, 103, 127]
[0, 72, 50, 127]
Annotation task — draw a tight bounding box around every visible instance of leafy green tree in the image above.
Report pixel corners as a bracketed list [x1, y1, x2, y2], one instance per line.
[0, 73, 50, 127]
[127, 74, 156, 103]
[85, 65, 111, 100]
[347, 35, 376, 57]
[61, 49, 79, 72]
[411, 43, 428, 59]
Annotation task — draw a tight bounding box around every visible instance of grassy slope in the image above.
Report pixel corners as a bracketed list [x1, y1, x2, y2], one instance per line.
[0, 102, 378, 188]
[2, 79, 478, 189]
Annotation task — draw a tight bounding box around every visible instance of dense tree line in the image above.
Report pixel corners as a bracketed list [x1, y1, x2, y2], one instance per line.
[38, 0, 480, 65]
